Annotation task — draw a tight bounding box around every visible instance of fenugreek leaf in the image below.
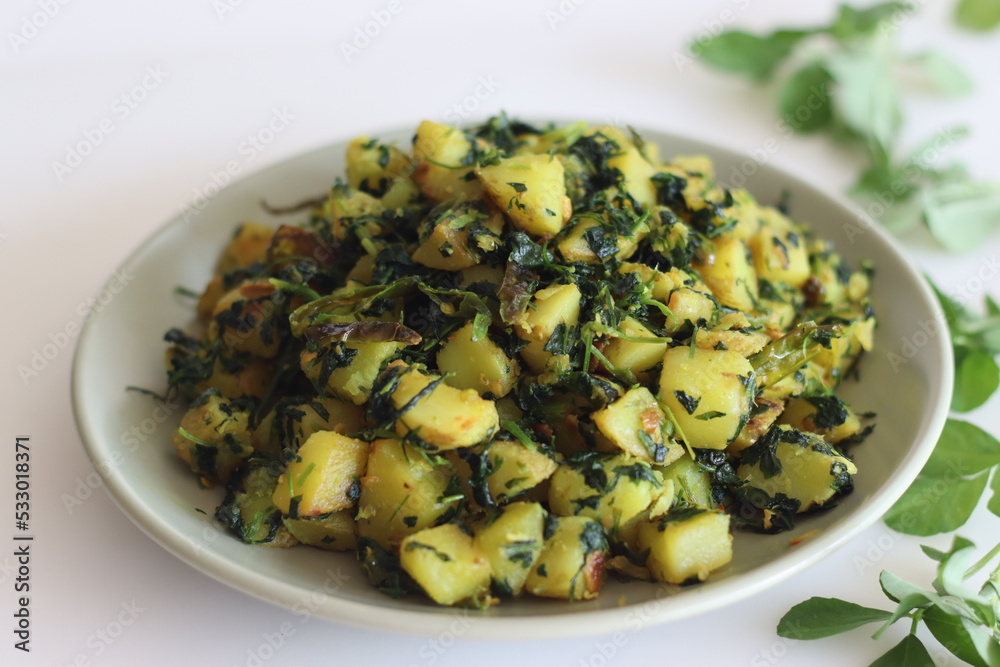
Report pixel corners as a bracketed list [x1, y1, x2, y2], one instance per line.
[867, 634, 936, 667]
[956, 0, 1000, 31]
[883, 469, 990, 536]
[776, 597, 892, 639]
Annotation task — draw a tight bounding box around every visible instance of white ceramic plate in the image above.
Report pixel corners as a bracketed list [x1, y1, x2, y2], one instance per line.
[71, 123, 952, 639]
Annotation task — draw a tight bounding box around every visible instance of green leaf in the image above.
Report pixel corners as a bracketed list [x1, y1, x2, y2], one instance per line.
[825, 46, 903, 151]
[990, 471, 1000, 518]
[777, 597, 892, 639]
[883, 472, 990, 535]
[922, 419, 1000, 478]
[953, 348, 1000, 412]
[924, 181, 1000, 254]
[922, 605, 1000, 667]
[695, 29, 812, 81]
[880, 569, 931, 603]
[956, 0, 1000, 31]
[830, 2, 912, 42]
[868, 634, 936, 667]
[778, 62, 834, 133]
[905, 52, 975, 97]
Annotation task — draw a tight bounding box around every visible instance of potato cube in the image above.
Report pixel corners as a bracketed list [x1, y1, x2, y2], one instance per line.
[282, 511, 357, 551]
[476, 154, 571, 238]
[515, 282, 582, 342]
[400, 524, 491, 606]
[659, 347, 755, 450]
[638, 509, 733, 584]
[271, 431, 370, 517]
[525, 516, 608, 601]
[692, 237, 759, 312]
[437, 322, 521, 398]
[412, 120, 482, 202]
[390, 366, 499, 450]
[592, 386, 681, 465]
[356, 439, 459, 548]
[474, 502, 546, 597]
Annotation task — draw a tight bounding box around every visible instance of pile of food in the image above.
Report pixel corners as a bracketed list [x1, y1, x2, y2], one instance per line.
[164, 115, 875, 607]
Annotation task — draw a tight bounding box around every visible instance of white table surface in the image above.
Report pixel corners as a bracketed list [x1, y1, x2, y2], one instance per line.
[3, 1, 999, 665]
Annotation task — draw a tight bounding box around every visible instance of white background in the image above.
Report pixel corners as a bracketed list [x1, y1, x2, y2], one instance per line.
[3, 0, 999, 665]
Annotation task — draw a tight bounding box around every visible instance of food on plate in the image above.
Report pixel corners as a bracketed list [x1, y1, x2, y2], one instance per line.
[163, 115, 875, 607]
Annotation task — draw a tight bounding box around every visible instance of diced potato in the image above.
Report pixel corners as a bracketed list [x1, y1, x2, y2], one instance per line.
[437, 322, 521, 398]
[637, 509, 733, 584]
[345, 136, 413, 191]
[659, 347, 755, 450]
[412, 120, 483, 202]
[778, 396, 864, 444]
[215, 460, 297, 548]
[476, 154, 571, 238]
[271, 431, 370, 517]
[355, 439, 459, 548]
[389, 365, 499, 450]
[596, 126, 659, 210]
[693, 237, 759, 312]
[692, 312, 769, 357]
[518, 339, 571, 376]
[215, 221, 274, 275]
[556, 216, 648, 264]
[548, 453, 665, 545]
[301, 339, 406, 405]
[658, 454, 713, 509]
[211, 281, 283, 359]
[478, 440, 559, 503]
[323, 187, 385, 241]
[664, 287, 718, 331]
[515, 282, 582, 342]
[749, 223, 810, 289]
[282, 511, 357, 551]
[172, 390, 253, 485]
[738, 426, 857, 511]
[592, 387, 682, 465]
[524, 516, 608, 601]
[197, 274, 226, 323]
[728, 398, 784, 455]
[474, 502, 546, 597]
[400, 524, 491, 606]
[411, 202, 505, 271]
[618, 262, 686, 302]
[723, 188, 763, 241]
[602, 317, 670, 379]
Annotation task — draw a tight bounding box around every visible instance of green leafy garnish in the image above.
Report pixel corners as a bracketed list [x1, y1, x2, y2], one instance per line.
[778, 537, 1000, 666]
[693, 2, 1000, 251]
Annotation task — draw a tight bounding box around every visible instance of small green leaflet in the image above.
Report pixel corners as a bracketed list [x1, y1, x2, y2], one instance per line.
[868, 634, 935, 667]
[905, 52, 975, 98]
[692, 29, 813, 82]
[921, 419, 1000, 479]
[778, 61, 834, 133]
[776, 597, 892, 639]
[883, 461, 990, 536]
[778, 538, 1000, 667]
[956, 0, 1000, 31]
[924, 181, 1000, 254]
[929, 278, 1000, 413]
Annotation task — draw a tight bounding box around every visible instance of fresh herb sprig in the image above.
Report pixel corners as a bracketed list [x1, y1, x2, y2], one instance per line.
[882, 280, 1000, 536]
[777, 537, 1000, 667]
[693, 2, 1000, 252]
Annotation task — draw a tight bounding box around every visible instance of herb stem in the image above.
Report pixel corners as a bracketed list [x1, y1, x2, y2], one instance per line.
[964, 541, 1000, 580]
